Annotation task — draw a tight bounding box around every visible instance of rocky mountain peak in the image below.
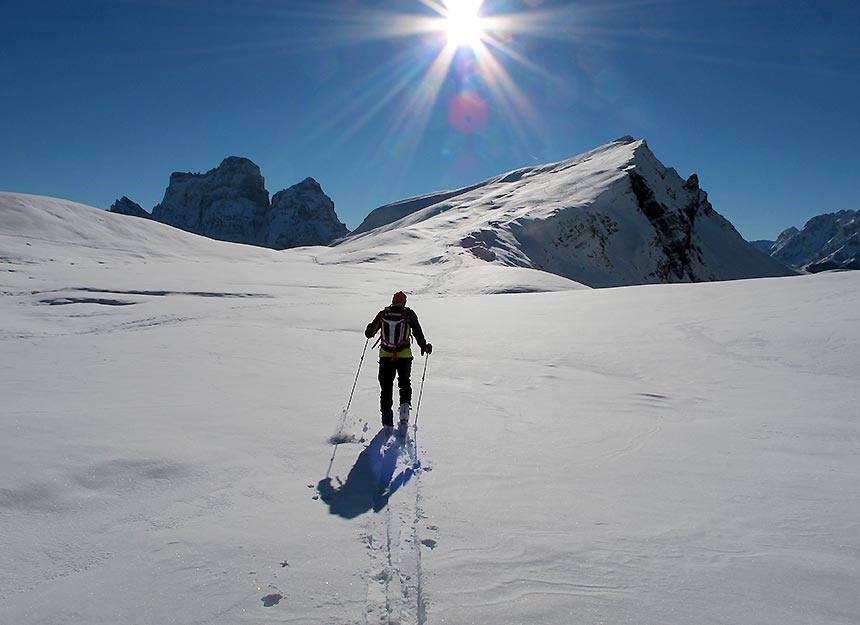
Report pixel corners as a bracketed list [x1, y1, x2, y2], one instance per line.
[613, 135, 637, 145]
[211, 157, 265, 187]
[264, 177, 348, 249]
[684, 173, 700, 192]
[109, 197, 151, 219]
[151, 156, 269, 244]
[764, 210, 860, 272]
[119, 158, 347, 249]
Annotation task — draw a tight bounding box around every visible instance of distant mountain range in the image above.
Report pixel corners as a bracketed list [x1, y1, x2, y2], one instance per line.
[110, 138, 797, 287]
[111, 157, 348, 249]
[751, 210, 860, 273]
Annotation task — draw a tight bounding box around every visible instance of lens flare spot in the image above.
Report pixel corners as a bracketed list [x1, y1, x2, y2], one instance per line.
[447, 91, 489, 134]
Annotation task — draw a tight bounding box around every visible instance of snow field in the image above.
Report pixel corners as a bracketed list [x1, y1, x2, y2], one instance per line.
[2, 194, 859, 624]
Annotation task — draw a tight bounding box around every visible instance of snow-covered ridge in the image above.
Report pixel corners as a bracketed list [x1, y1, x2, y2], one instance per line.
[0, 191, 580, 296]
[352, 135, 641, 237]
[754, 209, 860, 272]
[0, 192, 274, 260]
[331, 137, 795, 288]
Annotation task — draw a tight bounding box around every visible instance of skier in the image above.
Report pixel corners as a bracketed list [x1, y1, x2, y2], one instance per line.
[365, 291, 432, 429]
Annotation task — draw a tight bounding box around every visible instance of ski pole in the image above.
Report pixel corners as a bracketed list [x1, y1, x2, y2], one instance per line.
[413, 353, 430, 428]
[341, 336, 370, 424]
[318, 337, 371, 494]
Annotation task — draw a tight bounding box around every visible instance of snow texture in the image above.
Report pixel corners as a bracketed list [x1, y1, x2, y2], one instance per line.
[2, 191, 859, 625]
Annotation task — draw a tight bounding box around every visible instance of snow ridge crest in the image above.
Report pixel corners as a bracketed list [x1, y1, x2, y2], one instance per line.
[336, 136, 795, 288]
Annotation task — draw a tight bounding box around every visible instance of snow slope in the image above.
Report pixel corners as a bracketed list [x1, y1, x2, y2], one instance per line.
[763, 210, 860, 272]
[2, 193, 859, 625]
[336, 137, 793, 288]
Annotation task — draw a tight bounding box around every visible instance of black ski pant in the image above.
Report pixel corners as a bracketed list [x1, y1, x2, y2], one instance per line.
[378, 356, 413, 419]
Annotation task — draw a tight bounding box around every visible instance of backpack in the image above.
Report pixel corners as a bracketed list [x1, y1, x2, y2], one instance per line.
[377, 306, 412, 352]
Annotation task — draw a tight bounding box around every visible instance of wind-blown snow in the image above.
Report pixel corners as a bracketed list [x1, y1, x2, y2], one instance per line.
[2, 193, 859, 625]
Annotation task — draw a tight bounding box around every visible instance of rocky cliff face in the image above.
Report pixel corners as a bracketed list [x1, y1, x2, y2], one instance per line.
[756, 210, 860, 272]
[263, 178, 348, 248]
[115, 157, 347, 249]
[626, 170, 709, 282]
[151, 157, 269, 245]
[109, 197, 151, 219]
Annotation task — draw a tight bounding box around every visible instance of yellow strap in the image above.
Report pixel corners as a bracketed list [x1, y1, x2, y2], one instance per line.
[380, 347, 413, 359]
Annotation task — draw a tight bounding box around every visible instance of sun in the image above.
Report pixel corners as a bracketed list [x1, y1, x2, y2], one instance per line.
[443, 0, 486, 49]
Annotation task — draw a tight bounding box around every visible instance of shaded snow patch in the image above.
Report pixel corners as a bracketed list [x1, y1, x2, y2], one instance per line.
[40, 297, 136, 306]
[261, 593, 283, 607]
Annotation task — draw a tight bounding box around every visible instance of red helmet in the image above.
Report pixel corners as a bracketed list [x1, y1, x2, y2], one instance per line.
[392, 291, 407, 306]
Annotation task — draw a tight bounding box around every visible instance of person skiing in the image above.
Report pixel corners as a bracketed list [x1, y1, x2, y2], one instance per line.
[365, 291, 432, 429]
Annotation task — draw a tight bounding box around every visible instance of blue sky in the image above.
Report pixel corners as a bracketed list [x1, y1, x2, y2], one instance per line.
[2, 0, 858, 240]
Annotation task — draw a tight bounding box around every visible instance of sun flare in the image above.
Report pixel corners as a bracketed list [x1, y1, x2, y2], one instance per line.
[443, 0, 486, 49]
[319, 0, 565, 167]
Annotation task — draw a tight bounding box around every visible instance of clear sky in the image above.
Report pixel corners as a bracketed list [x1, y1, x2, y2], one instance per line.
[2, 0, 858, 240]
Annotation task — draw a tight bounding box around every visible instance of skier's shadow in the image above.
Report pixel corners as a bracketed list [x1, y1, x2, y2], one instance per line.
[317, 428, 415, 519]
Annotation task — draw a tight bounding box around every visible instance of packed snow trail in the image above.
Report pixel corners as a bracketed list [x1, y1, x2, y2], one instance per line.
[318, 428, 427, 624]
[363, 432, 425, 625]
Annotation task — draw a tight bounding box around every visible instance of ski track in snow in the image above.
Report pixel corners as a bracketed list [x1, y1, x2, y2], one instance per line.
[362, 433, 427, 625]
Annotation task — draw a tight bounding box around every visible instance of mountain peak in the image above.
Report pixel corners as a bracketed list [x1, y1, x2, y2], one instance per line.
[337, 137, 794, 287]
[767, 210, 860, 272]
[219, 155, 259, 169]
[613, 134, 638, 145]
[265, 178, 348, 249]
[135, 159, 346, 249]
[109, 196, 150, 219]
[295, 177, 324, 192]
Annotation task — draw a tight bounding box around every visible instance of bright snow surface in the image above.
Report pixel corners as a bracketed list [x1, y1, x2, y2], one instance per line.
[1, 193, 859, 625]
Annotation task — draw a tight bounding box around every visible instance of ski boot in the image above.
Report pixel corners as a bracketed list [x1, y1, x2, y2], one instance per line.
[398, 403, 410, 436]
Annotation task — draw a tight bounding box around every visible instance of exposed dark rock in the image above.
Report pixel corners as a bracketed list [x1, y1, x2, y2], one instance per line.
[628, 170, 701, 282]
[114, 157, 348, 249]
[152, 157, 269, 245]
[262, 177, 348, 249]
[683, 173, 700, 192]
[109, 197, 151, 219]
